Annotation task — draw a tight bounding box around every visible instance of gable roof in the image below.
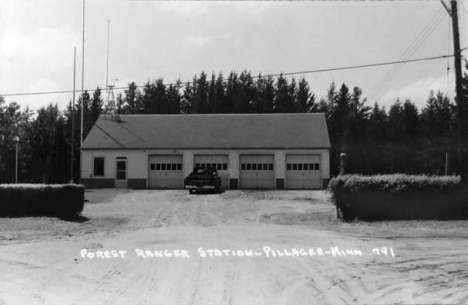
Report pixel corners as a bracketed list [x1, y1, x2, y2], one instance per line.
[82, 113, 330, 150]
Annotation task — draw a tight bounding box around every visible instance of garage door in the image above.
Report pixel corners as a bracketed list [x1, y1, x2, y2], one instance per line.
[240, 155, 275, 189]
[286, 154, 321, 189]
[194, 154, 229, 189]
[149, 155, 183, 189]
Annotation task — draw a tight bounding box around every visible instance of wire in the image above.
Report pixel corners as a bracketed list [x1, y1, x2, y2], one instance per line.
[368, 7, 447, 102]
[0, 51, 464, 98]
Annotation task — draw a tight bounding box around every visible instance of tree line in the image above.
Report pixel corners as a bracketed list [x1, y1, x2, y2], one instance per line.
[1, 67, 467, 183]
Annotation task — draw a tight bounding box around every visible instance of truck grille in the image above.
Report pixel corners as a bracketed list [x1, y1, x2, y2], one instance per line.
[192, 179, 210, 186]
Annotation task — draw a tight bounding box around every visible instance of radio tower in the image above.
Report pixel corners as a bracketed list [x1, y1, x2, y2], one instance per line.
[105, 20, 118, 119]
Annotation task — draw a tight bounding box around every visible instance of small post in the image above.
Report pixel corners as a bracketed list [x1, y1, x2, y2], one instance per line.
[13, 136, 20, 184]
[339, 153, 347, 175]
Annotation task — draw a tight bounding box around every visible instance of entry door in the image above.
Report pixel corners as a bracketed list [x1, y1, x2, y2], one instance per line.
[115, 158, 127, 188]
[148, 155, 183, 189]
[285, 154, 321, 189]
[239, 154, 275, 189]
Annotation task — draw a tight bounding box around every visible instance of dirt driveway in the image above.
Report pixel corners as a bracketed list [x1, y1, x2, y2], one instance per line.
[0, 190, 467, 305]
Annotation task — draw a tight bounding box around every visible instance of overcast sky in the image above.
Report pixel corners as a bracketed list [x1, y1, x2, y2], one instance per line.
[0, 0, 467, 112]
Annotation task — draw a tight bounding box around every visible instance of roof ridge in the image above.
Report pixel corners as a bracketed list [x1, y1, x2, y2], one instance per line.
[100, 113, 324, 118]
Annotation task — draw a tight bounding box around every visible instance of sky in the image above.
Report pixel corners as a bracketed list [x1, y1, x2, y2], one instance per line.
[0, 0, 467, 112]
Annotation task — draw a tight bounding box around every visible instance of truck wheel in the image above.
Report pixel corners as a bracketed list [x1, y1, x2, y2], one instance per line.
[189, 189, 195, 194]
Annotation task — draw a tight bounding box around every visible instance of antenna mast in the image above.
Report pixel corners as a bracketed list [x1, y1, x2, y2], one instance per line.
[105, 20, 118, 118]
[106, 20, 110, 88]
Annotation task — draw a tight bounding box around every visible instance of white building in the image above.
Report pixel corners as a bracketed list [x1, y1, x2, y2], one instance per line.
[81, 113, 331, 189]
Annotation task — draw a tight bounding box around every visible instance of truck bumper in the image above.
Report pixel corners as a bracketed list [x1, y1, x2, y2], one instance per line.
[185, 185, 216, 190]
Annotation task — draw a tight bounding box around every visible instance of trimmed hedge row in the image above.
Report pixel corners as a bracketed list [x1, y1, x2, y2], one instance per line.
[328, 175, 467, 221]
[0, 184, 85, 218]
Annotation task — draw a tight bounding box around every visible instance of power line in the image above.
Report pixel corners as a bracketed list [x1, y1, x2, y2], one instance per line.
[0, 51, 464, 98]
[368, 7, 446, 102]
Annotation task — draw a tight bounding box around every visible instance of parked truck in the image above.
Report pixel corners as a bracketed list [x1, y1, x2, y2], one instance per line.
[184, 166, 222, 194]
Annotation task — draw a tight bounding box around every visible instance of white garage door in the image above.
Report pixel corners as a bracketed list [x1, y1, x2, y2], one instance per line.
[149, 155, 183, 189]
[240, 155, 275, 189]
[194, 154, 229, 189]
[286, 154, 321, 189]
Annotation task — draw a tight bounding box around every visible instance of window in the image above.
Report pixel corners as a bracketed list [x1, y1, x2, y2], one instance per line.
[223, 163, 228, 170]
[161, 164, 166, 170]
[263, 164, 268, 170]
[293, 164, 298, 170]
[252, 164, 257, 170]
[315, 163, 320, 170]
[156, 163, 161, 170]
[298, 163, 303, 170]
[150, 164, 156, 170]
[309, 163, 314, 170]
[303, 164, 308, 170]
[117, 161, 126, 171]
[177, 164, 182, 170]
[93, 157, 104, 176]
[196, 163, 201, 167]
[257, 163, 262, 170]
[247, 163, 251, 170]
[287, 164, 292, 170]
[268, 164, 273, 170]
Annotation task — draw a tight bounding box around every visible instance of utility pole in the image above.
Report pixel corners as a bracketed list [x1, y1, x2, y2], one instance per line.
[80, 0, 85, 184]
[71, 47, 76, 183]
[442, 0, 468, 187]
[451, 0, 468, 185]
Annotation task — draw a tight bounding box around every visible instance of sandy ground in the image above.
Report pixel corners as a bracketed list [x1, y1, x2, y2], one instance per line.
[0, 189, 467, 305]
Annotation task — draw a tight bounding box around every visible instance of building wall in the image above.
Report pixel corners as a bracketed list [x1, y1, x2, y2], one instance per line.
[81, 150, 148, 188]
[82, 148, 330, 189]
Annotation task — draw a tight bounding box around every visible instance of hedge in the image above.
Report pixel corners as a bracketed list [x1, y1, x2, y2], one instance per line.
[328, 174, 467, 221]
[0, 184, 85, 218]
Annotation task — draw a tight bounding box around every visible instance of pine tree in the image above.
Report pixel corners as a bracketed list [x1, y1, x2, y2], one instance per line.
[167, 81, 182, 114]
[296, 78, 312, 113]
[208, 73, 225, 113]
[237, 70, 256, 113]
[225, 72, 240, 113]
[90, 87, 103, 125]
[253, 75, 275, 113]
[28, 104, 61, 183]
[49, 117, 70, 183]
[123, 82, 141, 114]
[273, 74, 289, 113]
[192, 72, 209, 114]
[180, 81, 193, 114]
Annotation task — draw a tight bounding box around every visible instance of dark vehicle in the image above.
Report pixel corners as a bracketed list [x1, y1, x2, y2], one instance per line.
[184, 167, 221, 194]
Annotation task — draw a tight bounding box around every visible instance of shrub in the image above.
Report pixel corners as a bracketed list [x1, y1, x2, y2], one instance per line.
[0, 184, 85, 218]
[328, 174, 467, 221]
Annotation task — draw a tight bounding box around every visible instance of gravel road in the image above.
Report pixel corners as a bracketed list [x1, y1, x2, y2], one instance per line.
[0, 189, 467, 305]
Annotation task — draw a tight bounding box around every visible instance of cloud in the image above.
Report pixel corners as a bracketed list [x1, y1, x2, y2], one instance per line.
[229, 2, 272, 19]
[0, 27, 79, 110]
[159, 2, 209, 18]
[0, 27, 78, 70]
[184, 36, 213, 49]
[380, 74, 456, 110]
[158, 2, 271, 20]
